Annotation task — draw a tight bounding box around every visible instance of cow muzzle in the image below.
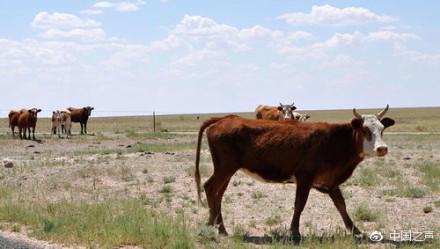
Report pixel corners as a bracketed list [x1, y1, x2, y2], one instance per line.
[375, 146, 388, 157]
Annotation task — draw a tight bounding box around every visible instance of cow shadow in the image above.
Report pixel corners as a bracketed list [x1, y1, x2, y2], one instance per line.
[241, 233, 433, 247]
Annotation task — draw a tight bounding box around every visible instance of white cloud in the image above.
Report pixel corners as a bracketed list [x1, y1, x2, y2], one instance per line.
[80, 9, 103, 15]
[393, 44, 440, 64]
[32, 12, 101, 29]
[92, 1, 144, 12]
[38, 28, 107, 41]
[278, 4, 397, 26]
[313, 31, 419, 49]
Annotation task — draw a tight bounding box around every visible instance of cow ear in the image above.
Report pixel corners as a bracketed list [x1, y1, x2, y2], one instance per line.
[277, 106, 283, 111]
[37, 109, 42, 113]
[351, 118, 363, 129]
[381, 117, 395, 128]
[305, 115, 311, 120]
[291, 106, 297, 111]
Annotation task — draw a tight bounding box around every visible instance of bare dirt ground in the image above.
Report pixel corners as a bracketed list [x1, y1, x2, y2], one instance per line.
[0, 109, 439, 248]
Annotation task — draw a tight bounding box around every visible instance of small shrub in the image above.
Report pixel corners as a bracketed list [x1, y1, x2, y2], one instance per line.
[159, 185, 173, 194]
[353, 203, 379, 222]
[251, 191, 264, 200]
[163, 176, 176, 184]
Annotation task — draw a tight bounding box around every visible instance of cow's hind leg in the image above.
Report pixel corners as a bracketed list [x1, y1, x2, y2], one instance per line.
[290, 179, 312, 244]
[215, 176, 232, 235]
[329, 187, 361, 236]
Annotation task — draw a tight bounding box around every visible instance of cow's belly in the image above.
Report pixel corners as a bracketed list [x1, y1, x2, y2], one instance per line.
[239, 168, 295, 184]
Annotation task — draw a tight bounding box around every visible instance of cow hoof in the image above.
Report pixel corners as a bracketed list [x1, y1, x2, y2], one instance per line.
[291, 234, 301, 245]
[218, 227, 228, 236]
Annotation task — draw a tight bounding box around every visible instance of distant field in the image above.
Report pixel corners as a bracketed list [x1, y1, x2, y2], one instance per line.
[1, 107, 439, 134]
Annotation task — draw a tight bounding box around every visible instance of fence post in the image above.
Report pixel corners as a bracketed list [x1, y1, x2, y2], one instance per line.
[153, 111, 156, 133]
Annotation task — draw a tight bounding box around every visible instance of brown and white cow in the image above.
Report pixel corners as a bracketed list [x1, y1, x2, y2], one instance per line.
[195, 105, 395, 243]
[52, 110, 72, 138]
[17, 108, 42, 140]
[8, 110, 20, 137]
[60, 110, 72, 138]
[292, 111, 311, 122]
[51, 111, 62, 137]
[67, 106, 94, 134]
[255, 102, 296, 120]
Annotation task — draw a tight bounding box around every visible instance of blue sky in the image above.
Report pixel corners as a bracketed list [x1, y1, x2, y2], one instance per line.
[0, 1, 439, 117]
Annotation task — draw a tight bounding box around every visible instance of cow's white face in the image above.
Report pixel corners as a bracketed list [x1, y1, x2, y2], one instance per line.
[353, 105, 395, 158]
[293, 112, 310, 122]
[361, 115, 388, 157]
[277, 104, 296, 120]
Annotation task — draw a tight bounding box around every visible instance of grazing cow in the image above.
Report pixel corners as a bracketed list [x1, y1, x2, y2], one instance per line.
[51, 111, 62, 137]
[195, 105, 395, 243]
[292, 112, 311, 122]
[60, 110, 72, 138]
[67, 106, 94, 134]
[17, 108, 42, 140]
[255, 102, 296, 120]
[8, 110, 20, 136]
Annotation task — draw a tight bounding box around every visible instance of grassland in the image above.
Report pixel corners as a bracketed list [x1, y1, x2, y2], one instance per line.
[0, 107, 439, 248]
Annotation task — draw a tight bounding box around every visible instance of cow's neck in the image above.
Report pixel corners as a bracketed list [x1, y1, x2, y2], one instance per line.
[324, 124, 364, 185]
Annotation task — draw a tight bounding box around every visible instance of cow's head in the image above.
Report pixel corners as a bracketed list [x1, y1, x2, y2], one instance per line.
[277, 102, 296, 120]
[29, 108, 42, 117]
[53, 110, 61, 120]
[83, 106, 94, 116]
[293, 112, 310, 122]
[351, 105, 395, 157]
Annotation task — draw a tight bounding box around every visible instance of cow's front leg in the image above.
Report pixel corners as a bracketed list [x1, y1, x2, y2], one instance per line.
[290, 180, 312, 244]
[84, 122, 88, 134]
[80, 123, 84, 134]
[329, 187, 362, 237]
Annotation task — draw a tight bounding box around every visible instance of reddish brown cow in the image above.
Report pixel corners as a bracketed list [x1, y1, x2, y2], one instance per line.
[67, 106, 94, 134]
[17, 108, 42, 140]
[255, 102, 296, 120]
[8, 110, 20, 136]
[195, 106, 395, 243]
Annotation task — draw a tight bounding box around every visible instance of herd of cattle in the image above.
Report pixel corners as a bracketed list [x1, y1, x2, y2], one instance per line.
[195, 104, 395, 243]
[7, 106, 94, 140]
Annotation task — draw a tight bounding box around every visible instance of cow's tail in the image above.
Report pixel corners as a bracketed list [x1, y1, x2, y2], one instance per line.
[195, 117, 224, 204]
[8, 111, 13, 128]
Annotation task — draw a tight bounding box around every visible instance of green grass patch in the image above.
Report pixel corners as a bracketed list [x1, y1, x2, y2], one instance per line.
[352, 168, 379, 187]
[0, 198, 194, 249]
[126, 131, 175, 140]
[417, 161, 440, 192]
[382, 186, 428, 199]
[127, 142, 195, 153]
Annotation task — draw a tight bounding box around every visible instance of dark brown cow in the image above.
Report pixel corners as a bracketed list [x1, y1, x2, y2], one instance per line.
[195, 105, 395, 243]
[8, 110, 20, 136]
[67, 106, 94, 134]
[255, 102, 296, 120]
[17, 108, 42, 140]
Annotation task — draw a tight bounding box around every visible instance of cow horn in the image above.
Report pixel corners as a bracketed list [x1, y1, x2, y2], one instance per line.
[376, 104, 389, 119]
[279, 102, 283, 107]
[291, 101, 295, 107]
[353, 108, 362, 119]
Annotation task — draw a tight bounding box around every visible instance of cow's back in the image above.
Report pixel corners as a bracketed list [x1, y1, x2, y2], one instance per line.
[68, 108, 84, 122]
[255, 105, 280, 120]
